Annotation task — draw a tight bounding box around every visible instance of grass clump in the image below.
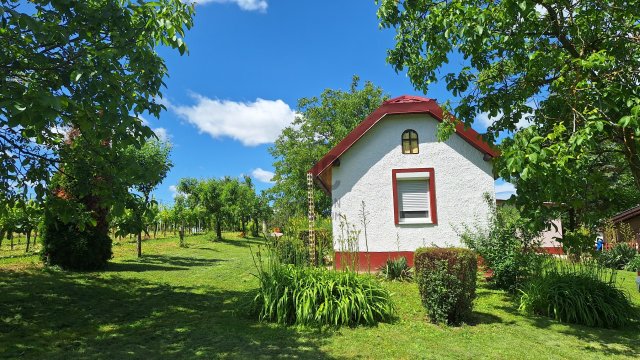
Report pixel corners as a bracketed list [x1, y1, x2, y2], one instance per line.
[414, 247, 477, 325]
[253, 259, 395, 326]
[379, 256, 412, 281]
[519, 260, 637, 328]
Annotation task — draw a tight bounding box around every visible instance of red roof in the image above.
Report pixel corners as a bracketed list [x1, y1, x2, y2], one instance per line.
[308, 95, 499, 193]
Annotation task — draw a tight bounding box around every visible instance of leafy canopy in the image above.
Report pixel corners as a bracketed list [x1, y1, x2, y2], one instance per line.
[0, 0, 194, 205]
[378, 0, 640, 224]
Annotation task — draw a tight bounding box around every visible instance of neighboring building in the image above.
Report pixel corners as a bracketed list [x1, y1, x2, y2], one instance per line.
[308, 95, 499, 269]
[607, 205, 640, 249]
[496, 199, 564, 254]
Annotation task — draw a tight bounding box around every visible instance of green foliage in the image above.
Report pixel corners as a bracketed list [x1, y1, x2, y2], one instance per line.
[559, 227, 596, 261]
[252, 261, 395, 326]
[625, 254, 640, 272]
[177, 176, 269, 240]
[41, 209, 112, 270]
[271, 235, 309, 266]
[0, 0, 194, 204]
[378, 256, 412, 281]
[519, 260, 636, 328]
[461, 198, 544, 291]
[269, 75, 388, 216]
[498, 126, 640, 230]
[598, 243, 638, 270]
[414, 248, 477, 325]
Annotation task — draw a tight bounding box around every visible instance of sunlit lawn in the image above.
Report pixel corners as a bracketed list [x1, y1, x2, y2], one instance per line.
[1, 233, 639, 359]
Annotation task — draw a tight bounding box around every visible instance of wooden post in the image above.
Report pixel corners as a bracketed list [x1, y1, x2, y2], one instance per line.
[307, 172, 316, 266]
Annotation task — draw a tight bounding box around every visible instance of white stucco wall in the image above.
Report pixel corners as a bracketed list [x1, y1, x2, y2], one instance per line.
[331, 113, 494, 252]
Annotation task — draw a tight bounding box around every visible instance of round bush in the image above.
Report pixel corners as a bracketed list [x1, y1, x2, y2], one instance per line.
[414, 247, 477, 325]
[42, 214, 112, 271]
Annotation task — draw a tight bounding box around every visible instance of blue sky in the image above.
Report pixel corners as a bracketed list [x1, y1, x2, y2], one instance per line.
[148, 0, 515, 203]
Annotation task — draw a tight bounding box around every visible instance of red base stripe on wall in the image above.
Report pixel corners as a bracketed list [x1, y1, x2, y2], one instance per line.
[335, 248, 565, 271]
[334, 251, 415, 271]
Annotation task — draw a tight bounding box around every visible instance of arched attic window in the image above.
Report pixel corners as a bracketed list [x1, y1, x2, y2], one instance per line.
[401, 129, 419, 154]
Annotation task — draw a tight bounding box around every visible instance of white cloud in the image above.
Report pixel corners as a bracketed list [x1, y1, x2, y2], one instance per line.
[153, 127, 171, 142]
[475, 102, 535, 131]
[169, 94, 296, 146]
[251, 168, 275, 183]
[195, 0, 267, 12]
[169, 185, 178, 198]
[495, 181, 516, 200]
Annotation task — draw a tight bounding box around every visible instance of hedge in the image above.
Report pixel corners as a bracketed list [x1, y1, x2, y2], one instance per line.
[414, 247, 477, 324]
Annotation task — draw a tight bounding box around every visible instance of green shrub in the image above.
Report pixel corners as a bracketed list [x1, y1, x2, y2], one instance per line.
[461, 201, 544, 292]
[253, 262, 395, 326]
[379, 256, 412, 281]
[559, 227, 596, 261]
[625, 254, 640, 272]
[272, 235, 309, 265]
[519, 260, 636, 328]
[414, 247, 477, 325]
[597, 243, 637, 270]
[41, 215, 112, 270]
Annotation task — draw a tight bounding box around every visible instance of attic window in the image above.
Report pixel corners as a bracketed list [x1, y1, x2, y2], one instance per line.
[401, 130, 419, 154]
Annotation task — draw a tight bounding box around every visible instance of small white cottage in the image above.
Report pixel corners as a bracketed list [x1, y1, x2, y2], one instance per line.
[308, 95, 498, 269]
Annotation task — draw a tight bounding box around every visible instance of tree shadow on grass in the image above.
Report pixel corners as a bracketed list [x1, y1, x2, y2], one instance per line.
[215, 237, 266, 248]
[493, 299, 640, 357]
[0, 270, 334, 359]
[119, 254, 224, 268]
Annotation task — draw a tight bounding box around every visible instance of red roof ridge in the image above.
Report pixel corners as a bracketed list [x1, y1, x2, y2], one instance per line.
[383, 95, 433, 104]
[309, 95, 499, 194]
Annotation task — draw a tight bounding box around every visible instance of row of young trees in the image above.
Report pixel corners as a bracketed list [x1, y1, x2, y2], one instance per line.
[175, 176, 271, 240]
[0, 201, 42, 252]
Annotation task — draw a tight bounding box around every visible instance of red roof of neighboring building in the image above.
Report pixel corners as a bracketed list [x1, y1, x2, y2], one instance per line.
[308, 95, 499, 193]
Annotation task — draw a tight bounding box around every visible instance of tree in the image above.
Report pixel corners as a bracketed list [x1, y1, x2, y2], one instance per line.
[178, 178, 224, 240]
[0, 0, 193, 207]
[377, 1, 640, 183]
[377, 0, 640, 226]
[269, 76, 388, 216]
[123, 140, 172, 257]
[498, 125, 640, 229]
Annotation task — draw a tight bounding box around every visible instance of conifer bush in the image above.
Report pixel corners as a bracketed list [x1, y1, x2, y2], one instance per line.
[414, 247, 477, 325]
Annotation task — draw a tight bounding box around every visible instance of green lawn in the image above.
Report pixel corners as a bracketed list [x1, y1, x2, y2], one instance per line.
[1, 233, 639, 359]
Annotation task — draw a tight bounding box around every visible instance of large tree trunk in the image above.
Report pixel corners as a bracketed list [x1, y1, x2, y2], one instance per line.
[137, 232, 142, 257]
[9, 232, 14, 250]
[622, 127, 640, 190]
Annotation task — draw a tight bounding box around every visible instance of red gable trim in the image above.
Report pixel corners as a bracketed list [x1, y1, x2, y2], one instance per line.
[308, 96, 499, 193]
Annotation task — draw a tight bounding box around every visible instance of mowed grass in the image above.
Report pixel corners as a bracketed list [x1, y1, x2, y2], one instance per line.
[0, 233, 639, 359]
